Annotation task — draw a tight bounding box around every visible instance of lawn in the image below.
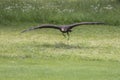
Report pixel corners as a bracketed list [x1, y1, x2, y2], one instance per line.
[0, 24, 120, 80]
[0, 0, 120, 80]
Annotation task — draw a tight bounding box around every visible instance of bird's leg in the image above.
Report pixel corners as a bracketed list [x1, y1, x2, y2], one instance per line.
[67, 32, 70, 40]
[62, 33, 66, 38]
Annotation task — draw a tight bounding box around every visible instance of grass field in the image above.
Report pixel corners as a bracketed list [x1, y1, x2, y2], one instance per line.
[0, 24, 120, 80]
[0, 0, 120, 80]
[0, 0, 120, 25]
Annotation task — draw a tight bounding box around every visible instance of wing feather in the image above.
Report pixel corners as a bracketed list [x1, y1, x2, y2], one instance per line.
[68, 22, 105, 29]
[21, 24, 60, 33]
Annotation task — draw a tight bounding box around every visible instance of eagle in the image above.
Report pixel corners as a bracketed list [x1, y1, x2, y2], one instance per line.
[21, 22, 105, 40]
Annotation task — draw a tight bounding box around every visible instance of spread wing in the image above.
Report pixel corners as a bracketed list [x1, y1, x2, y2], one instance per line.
[21, 24, 60, 33]
[68, 22, 105, 29]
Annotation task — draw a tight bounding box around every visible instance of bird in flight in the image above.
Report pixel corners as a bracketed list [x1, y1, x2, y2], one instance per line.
[21, 22, 105, 40]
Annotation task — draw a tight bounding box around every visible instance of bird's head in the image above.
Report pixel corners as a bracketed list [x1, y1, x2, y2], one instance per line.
[61, 28, 65, 31]
[61, 27, 67, 32]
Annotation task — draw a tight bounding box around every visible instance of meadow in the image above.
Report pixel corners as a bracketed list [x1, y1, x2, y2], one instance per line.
[0, 0, 120, 25]
[0, 24, 120, 80]
[0, 0, 120, 80]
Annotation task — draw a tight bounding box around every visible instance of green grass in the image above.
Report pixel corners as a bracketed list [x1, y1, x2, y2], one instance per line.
[0, 24, 120, 80]
[0, 60, 120, 80]
[0, 0, 120, 79]
[0, 0, 120, 25]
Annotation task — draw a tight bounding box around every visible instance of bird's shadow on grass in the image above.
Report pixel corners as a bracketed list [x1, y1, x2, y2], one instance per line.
[40, 42, 97, 49]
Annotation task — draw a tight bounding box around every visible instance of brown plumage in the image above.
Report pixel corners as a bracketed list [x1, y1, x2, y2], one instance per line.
[21, 22, 105, 39]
